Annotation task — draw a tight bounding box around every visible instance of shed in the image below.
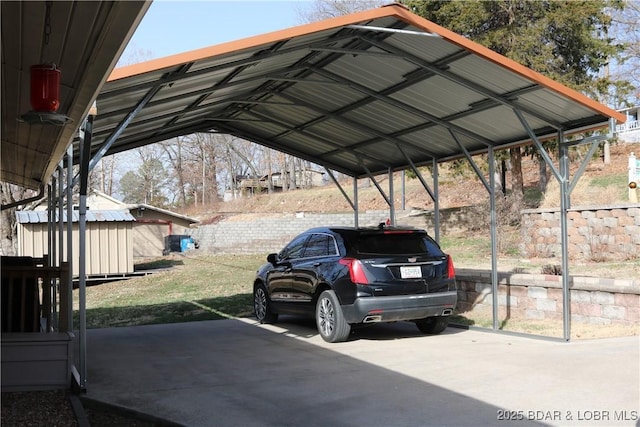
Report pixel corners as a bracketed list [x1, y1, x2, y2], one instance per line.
[16, 210, 135, 277]
[127, 204, 199, 259]
[85, 191, 200, 259]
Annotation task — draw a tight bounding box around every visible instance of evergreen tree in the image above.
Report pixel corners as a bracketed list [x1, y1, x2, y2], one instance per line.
[402, 0, 628, 197]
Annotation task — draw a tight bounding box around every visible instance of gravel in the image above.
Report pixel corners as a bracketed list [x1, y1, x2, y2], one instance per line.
[1, 390, 161, 427]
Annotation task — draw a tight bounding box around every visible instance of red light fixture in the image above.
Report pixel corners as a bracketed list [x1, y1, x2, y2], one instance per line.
[20, 63, 70, 126]
[30, 64, 60, 113]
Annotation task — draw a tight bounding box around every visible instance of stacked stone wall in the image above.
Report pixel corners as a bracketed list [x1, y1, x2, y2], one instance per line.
[191, 211, 393, 254]
[521, 205, 640, 260]
[456, 269, 639, 325]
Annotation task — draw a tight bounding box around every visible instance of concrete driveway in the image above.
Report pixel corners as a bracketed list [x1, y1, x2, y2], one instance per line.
[84, 318, 640, 427]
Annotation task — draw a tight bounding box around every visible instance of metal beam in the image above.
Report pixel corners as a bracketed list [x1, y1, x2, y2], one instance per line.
[65, 145, 74, 333]
[488, 146, 499, 330]
[558, 130, 571, 341]
[388, 167, 395, 225]
[77, 115, 94, 390]
[363, 165, 392, 208]
[450, 129, 491, 192]
[346, 24, 441, 38]
[313, 67, 497, 147]
[325, 167, 355, 212]
[433, 159, 440, 244]
[367, 37, 563, 130]
[513, 109, 563, 182]
[514, 108, 573, 341]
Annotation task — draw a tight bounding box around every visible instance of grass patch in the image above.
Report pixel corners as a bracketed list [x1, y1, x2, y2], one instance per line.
[440, 234, 492, 263]
[74, 253, 265, 328]
[590, 173, 627, 187]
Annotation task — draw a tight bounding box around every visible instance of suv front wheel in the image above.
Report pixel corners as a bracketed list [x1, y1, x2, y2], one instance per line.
[316, 290, 351, 343]
[254, 283, 278, 324]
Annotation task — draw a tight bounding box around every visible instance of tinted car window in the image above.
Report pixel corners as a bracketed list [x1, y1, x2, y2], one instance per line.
[303, 233, 337, 258]
[356, 232, 443, 256]
[279, 234, 309, 260]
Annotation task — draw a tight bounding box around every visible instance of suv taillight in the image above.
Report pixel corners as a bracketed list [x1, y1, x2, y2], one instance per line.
[339, 257, 369, 284]
[447, 255, 455, 279]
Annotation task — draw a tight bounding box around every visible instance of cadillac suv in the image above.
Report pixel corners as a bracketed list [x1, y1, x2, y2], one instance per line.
[253, 225, 457, 342]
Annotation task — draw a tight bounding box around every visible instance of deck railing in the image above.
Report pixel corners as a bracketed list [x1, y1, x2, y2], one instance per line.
[617, 119, 639, 134]
[1, 255, 70, 333]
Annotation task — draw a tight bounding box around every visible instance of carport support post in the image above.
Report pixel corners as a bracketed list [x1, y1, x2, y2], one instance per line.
[488, 147, 499, 330]
[66, 145, 74, 333]
[77, 115, 94, 389]
[559, 131, 571, 341]
[353, 177, 359, 228]
[433, 159, 440, 244]
[388, 168, 395, 225]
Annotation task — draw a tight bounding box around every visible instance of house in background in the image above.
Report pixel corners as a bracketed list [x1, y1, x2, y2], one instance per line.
[235, 169, 327, 198]
[617, 105, 640, 143]
[16, 191, 200, 278]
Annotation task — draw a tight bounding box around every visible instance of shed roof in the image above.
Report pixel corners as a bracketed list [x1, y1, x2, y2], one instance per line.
[16, 210, 135, 224]
[127, 204, 200, 226]
[77, 3, 624, 180]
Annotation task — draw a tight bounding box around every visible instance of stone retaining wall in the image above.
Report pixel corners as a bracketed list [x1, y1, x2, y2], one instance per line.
[191, 211, 392, 254]
[190, 208, 475, 254]
[521, 205, 640, 260]
[456, 269, 639, 325]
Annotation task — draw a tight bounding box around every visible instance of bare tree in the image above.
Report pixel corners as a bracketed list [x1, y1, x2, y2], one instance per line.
[609, 0, 640, 105]
[88, 155, 119, 196]
[0, 183, 41, 255]
[161, 137, 188, 206]
[296, 0, 387, 23]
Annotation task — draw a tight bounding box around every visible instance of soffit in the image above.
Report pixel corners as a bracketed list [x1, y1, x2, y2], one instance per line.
[0, 0, 150, 189]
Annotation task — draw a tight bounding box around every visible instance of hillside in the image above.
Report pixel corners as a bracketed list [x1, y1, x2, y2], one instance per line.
[192, 143, 638, 219]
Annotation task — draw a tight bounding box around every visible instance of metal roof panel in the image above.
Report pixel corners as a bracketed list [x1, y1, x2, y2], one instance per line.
[16, 210, 135, 224]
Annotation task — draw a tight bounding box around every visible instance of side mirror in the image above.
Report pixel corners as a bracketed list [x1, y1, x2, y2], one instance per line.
[267, 253, 278, 265]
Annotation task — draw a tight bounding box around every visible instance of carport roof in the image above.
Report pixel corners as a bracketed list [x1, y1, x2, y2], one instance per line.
[81, 3, 624, 179]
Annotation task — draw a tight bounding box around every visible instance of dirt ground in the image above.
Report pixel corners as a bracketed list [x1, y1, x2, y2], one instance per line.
[191, 143, 638, 216]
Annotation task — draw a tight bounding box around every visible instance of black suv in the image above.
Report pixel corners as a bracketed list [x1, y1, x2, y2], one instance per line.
[253, 226, 457, 342]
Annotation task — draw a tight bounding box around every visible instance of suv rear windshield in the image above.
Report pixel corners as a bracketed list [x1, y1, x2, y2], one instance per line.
[355, 232, 443, 256]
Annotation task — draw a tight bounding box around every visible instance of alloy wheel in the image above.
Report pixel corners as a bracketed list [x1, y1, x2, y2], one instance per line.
[318, 296, 335, 337]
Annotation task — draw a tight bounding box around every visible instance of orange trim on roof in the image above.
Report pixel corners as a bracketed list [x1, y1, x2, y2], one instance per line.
[109, 5, 404, 81]
[389, 6, 626, 124]
[109, 3, 625, 124]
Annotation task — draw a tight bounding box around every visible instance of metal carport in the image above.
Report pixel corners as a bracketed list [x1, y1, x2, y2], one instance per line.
[2, 2, 626, 389]
[80, 2, 624, 338]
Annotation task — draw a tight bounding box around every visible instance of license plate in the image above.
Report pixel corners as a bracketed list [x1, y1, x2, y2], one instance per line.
[400, 265, 422, 278]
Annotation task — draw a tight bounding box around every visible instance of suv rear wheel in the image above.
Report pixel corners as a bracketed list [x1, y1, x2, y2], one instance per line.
[316, 290, 351, 343]
[416, 316, 449, 335]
